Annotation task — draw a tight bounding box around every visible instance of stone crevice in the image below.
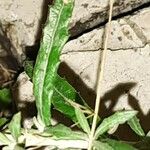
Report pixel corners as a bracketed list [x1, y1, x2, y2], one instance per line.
[61, 43, 150, 55]
[69, 0, 150, 38]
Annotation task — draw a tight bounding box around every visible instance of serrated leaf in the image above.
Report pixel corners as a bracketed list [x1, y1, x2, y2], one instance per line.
[95, 111, 137, 139]
[44, 124, 87, 140]
[127, 116, 145, 136]
[0, 132, 10, 146]
[0, 118, 8, 128]
[33, 0, 74, 127]
[75, 107, 90, 134]
[8, 112, 21, 141]
[93, 141, 113, 150]
[0, 88, 11, 107]
[103, 139, 137, 150]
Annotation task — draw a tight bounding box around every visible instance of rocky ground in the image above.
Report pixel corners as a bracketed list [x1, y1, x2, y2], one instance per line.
[0, 0, 150, 140]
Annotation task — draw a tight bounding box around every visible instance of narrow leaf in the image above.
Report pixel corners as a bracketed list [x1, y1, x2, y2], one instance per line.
[103, 139, 137, 150]
[2, 145, 24, 150]
[147, 130, 150, 136]
[93, 141, 113, 150]
[0, 118, 8, 128]
[14, 145, 25, 150]
[0, 132, 10, 146]
[95, 110, 137, 139]
[8, 112, 21, 141]
[44, 124, 87, 140]
[52, 75, 93, 123]
[23, 59, 91, 124]
[75, 107, 90, 134]
[25, 133, 88, 149]
[108, 124, 119, 134]
[127, 116, 145, 136]
[33, 0, 74, 126]
[23, 60, 34, 79]
[0, 88, 11, 106]
[52, 75, 80, 122]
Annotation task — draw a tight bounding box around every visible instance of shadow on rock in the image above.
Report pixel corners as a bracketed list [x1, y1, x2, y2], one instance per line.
[58, 62, 149, 141]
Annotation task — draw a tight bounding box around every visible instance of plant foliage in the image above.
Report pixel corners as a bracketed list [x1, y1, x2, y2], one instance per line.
[0, 88, 11, 107]
[95, 110, 137, 139]
[0, 0, 147, 149]
[33, 0, 74, 127]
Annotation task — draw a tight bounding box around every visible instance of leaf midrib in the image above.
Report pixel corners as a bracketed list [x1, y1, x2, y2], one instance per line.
[40, 3, 65, 114]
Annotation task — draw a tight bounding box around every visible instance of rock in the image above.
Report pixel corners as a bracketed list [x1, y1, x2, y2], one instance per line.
[12, 72, 58, 128]
[61, 7, 150, 132]
[0, 0, 45, 64]
[0, 0, 150, 65]
[69, 0, 150, 36]
[0, 27, 19, 71]
[13, 72, 35, 129]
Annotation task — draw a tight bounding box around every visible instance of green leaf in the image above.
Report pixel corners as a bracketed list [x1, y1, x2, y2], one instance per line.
[0, 117, 8, 128]
[8, 112, 21, 141]
[44, 124, 87, 140]
[2, 145, 25, 150]
[127, 116, 145, 136]
[95, 110, 137, 139]
[75, 107, 90, 134]
[103, 139, 137, 150]
[52, 75, 79, 122]
[0, 132, 10, 146]
[52, 75, 92, 123]
[0, 88, 11, 107]
[33, 0, 74, 127]
[14, 145, 25, 150]
[23, 62, 89, 123]
[93, 141, 113, 150]
[23, 60, 34, 79]
[147, 130, 150, 136]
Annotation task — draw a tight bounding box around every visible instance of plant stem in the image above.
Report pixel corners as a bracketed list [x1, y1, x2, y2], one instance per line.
[88, 0, 114, 149]
[71, 113, 94, 128]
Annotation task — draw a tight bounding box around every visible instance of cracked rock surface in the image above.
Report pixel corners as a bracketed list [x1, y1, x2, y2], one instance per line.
[0, 0, 150, 67]
[70, 0, 150, 36]
[61, 7, 150, 131]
